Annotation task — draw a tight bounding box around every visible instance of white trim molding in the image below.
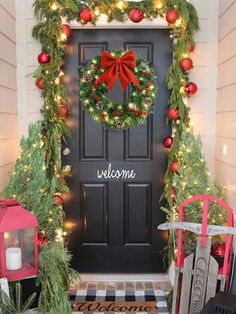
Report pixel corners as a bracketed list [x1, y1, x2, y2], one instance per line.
[62, 15, 169, 29]
[80, 273, 169, 282]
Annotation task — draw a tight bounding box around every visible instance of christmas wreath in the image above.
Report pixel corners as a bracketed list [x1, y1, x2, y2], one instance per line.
[80, 50, 157, 129]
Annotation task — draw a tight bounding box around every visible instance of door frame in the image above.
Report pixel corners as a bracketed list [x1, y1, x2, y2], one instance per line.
[62, 15, 169, 29]
[63, 16, 171, 281]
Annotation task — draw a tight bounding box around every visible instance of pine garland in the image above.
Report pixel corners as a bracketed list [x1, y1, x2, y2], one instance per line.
[1, 282, 37, 314]
[161, 126, 227, 262]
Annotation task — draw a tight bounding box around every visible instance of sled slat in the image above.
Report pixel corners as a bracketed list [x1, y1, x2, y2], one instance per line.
[179, 253, 194, 314]
[172, 267, 180, 314]
[190, 237, 211, 314]
[205, 256, 219, 304]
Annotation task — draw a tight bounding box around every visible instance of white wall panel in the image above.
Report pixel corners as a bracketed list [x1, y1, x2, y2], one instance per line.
[0, 0, 18, 191]
[216, 0, 236, 211]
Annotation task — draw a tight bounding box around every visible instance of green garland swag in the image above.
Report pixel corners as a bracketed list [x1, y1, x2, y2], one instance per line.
[80, 50, 157, 129]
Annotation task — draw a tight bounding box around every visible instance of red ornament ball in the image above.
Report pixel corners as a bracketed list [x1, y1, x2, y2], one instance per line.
[211, 242, 226, 257]
[163, 136, 174, 149]
[129, 8, 144, 23]
[55, 194, 63, 206]
[180, 58, 193, 72]
[36, 77, 45, 89]
[185, 82, 198, 96]
[170, 161, 178, 173]
[167, 108, 179, 121]
[188, 42, 196, 53]
[146, 82, 154, 92]
[80, 8, 94, 23]
[38, 234, 46, 248]
[60, 176, 68, 185]
[166, 9, 180, 24]
[59, 103, 69, 119]
[38, 52, 50, 64]
[61, 24, 71, 38]
[171, 189, 177, 199]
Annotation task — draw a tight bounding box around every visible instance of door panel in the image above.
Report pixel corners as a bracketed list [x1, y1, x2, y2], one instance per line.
[125, 122, 153, 160]
[80, 110, 108, 160]
[80, 183, 108, 245]
[63, 29, 172, 273]
[124, 183, 152, 244]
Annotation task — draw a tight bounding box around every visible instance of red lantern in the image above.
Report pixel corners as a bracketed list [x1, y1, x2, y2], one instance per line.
[185, 82, 198, 96]
[55, 194, 63, 206]
[166, 9, 180, 24]
[38, 52, 50, 64]
[80, 8, 94, 23]
[36, 77, 45, 90]
[0, 199, 39, 282]
[170, 161, 178, 173]
[129, 8, 144, 23]
[180, 58, 193, 71]
[59, 103, 69, 119]
[163, 136, 174, 149]
[167, 108, 179, 121]
[61, 24, 71, 38]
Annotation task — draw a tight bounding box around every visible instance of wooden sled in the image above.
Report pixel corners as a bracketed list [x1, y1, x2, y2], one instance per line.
[158, 195, 236, 314]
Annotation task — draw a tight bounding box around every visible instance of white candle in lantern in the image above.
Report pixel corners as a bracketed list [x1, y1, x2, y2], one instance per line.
[6, 248, 22, 271]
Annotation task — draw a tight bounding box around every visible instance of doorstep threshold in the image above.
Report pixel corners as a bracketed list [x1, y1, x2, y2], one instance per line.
[80, 273, 169, 282]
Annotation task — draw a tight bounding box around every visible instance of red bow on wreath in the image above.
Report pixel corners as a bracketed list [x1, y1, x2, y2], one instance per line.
[94, 50, 140, 91]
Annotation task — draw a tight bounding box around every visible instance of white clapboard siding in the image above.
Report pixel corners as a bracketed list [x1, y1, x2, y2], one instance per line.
[0, 164, 14, 191]
[218, 1, 236, 40]
[0, 114, 18, 140]
[219, 0, 235, 16]
[0, 59, 17, 90]
[215, 137, 236, 167]
[217, 84, 236, 112]
[0, 138, 18, 166]
[0, 5, 16, 42]
[216, 0, 236, 212]
[217, 57, 236, 89]
[216, 112, 236, 139]
[0, 32, 17, 66]
[218, 28, 236, 65]
[190, 0, 208, 19]
[0, 86, 17, 113]
[215, 160, 236, 192]
[0, 0, 15, 18]
[0, 0, 18, 191]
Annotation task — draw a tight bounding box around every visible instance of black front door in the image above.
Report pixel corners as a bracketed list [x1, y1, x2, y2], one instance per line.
[63, 29, 172, 273]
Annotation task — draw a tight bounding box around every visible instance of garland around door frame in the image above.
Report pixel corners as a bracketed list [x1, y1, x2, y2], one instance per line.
[4, 1, 208, 313]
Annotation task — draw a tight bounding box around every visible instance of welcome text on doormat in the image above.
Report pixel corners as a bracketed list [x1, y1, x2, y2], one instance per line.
[73, 301, 159, 312]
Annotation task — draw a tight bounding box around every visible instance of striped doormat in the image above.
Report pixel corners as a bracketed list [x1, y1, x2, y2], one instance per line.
[69, 282, 169, 313]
